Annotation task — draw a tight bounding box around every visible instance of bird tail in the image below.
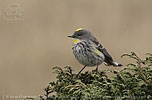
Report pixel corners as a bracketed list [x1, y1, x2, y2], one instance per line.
[112, 61, 122, 67]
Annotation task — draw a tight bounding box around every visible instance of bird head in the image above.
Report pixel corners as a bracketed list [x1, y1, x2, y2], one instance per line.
[68, 28, 91, 40]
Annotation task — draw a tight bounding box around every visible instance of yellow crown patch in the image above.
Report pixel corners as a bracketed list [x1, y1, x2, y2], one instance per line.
[75, 28, 83, 32]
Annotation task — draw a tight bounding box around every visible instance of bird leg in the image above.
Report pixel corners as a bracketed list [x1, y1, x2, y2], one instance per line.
[76, 65, 86, 77]
[96, 65, 98, 72]
[92, 65, 98, 73]
[95, 65, 98, 72]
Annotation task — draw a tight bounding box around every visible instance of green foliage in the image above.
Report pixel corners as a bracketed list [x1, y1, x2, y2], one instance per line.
[40, 52, 152, 100]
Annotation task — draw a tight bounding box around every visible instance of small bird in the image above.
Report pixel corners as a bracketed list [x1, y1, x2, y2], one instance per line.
[68, 28, 122, 76]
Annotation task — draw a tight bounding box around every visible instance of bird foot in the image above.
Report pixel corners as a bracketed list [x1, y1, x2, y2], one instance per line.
[92, 68, 98, 73]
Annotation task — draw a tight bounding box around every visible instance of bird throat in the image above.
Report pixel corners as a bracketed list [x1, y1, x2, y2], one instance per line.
[74, 39, 80, 44]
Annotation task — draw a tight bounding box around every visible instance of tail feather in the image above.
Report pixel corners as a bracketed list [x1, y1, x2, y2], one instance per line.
[112, 61, 122, 67]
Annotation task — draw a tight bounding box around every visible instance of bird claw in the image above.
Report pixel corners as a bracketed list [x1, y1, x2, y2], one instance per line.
[92, 68, 98, 73]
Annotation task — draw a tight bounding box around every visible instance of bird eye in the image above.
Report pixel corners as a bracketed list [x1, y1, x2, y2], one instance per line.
[77, 33, 82, 36]
[77, 34, 81, 36]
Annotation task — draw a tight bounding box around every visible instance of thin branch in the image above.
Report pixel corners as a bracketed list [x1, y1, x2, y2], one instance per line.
[134, 53, 149, 84]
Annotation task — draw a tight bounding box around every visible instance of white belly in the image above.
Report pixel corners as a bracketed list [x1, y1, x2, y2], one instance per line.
[72, 41, 105, 66]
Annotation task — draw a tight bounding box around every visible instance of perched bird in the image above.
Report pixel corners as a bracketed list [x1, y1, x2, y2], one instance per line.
[68, 28, 122, 76]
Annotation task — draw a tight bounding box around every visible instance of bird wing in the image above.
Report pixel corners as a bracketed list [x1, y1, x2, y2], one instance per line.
[91, 38, 114, 65]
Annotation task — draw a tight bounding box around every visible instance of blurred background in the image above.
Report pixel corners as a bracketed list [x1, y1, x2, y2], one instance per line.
[0, 0, 152, 99]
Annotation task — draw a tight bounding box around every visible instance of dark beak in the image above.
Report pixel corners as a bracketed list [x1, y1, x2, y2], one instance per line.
[67, 35, 74, 38]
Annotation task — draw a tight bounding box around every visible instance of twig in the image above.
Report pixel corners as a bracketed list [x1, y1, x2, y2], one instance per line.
[134, 53, 149, 84]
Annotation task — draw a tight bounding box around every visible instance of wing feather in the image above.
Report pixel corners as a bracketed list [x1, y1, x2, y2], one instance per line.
[91, 38, 114, 65]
